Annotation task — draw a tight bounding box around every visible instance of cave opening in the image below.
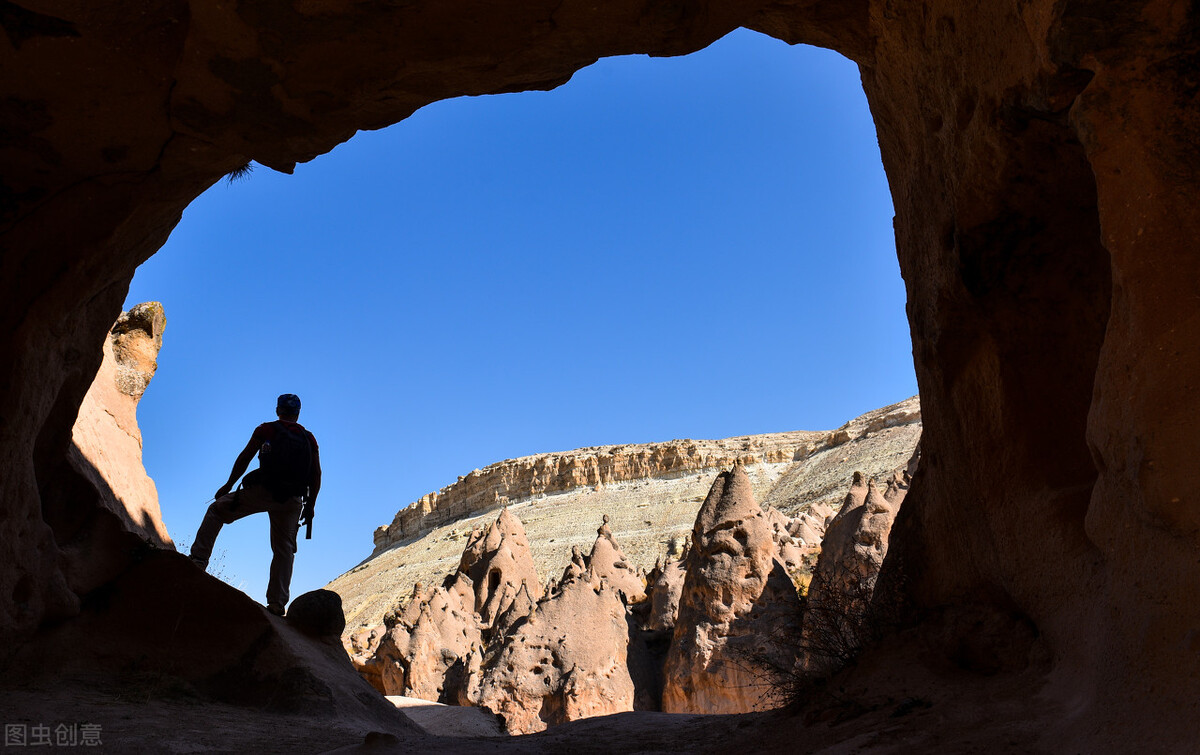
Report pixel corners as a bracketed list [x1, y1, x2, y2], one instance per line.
[121, 29, 915, 607]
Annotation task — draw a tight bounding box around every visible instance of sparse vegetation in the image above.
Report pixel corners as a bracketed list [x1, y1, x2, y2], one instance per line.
[740, 574, 907, 711]
[225, 161, 254, 183]
[171, 536, 245, 591]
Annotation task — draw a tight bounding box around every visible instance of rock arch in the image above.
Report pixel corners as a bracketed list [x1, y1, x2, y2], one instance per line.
[2, 0, 1198, 747]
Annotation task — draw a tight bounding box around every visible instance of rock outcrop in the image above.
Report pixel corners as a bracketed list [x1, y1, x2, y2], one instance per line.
[331, 399, 920, 635]
[459, 508, 543, 625]
[476, 577, 636, 734]
[6, 1, 1200, 750]
[801, 468, 911, 675]
[373, 404, 920, 553]
[661, 466, 803, 714]
[68, 302, 171, 547]
[646, 559, 686, 632]
[373, 580, 483, 702]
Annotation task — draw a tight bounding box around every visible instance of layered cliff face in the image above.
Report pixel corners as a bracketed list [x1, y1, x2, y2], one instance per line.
[331, 398, 920, 634]
[4, 0, 1200, 750]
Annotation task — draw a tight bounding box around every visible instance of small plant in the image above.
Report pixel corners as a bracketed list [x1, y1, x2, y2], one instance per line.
[171, 536, 244, 591]
[225, 161, 254, 183]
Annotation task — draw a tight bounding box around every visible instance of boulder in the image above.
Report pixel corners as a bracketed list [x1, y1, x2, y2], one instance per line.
[286, 589, 346, 639]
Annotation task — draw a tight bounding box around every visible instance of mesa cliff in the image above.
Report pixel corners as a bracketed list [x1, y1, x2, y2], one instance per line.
[332, 398, 920, 634]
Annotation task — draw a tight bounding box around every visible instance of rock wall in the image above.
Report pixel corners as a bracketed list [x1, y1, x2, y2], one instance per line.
[375, 434, 812, 551]
[661, 466, 802, 714]
[3, 0, 1199, 749]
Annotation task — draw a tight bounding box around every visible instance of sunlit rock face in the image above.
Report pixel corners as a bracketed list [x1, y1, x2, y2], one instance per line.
[459, 508, 544, 625]
[662, 466, 802, 714]
[373, 580, 483, 702]
[476, 576, 636, 734]
[68, 302, 171, 548]
[335, 399, 920, 636]
[3, 0, 1200, 749]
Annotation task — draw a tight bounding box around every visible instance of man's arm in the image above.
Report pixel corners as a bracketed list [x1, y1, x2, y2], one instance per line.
[215, 436, 260, 500]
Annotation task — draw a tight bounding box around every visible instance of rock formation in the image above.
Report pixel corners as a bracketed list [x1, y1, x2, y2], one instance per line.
[5, 1, 1200, 749]
[332, 399, 919, 634]
[661, 466, 803, 714]
[584, 517, 646, 603]
[801, 469, 911, 675]
[476, 577, 636, 734]
[645, 559, 686, 632]
[287, 589, 348, 640]
[68, 302, 171, 547]
[373, 403, 920, 553]
[373, 580, 483, 702]
[459, 508, 543, 625]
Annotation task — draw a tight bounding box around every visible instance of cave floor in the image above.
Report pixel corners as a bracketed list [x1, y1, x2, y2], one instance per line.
[1, 645, 1057, 754]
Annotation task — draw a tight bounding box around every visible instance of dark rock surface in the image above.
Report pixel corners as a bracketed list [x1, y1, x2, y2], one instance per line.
[2, 0, 1199, 750]
[287, 589, 347, 639]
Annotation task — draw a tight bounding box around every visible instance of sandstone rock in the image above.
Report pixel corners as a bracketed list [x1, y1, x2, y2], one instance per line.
[646, 559, 686, 632]
[801, 470, 910, 675]
[373, 582, 482, 703]
[459, 509, 542, 625]
[584, 519, 646, 603]
[560, 545, 589, 585]
[8, 2, 1200, 749]
[287, 589, 347, 640]
[68, 302, 171, 548]
[491, 581, 537, 640]
[662, 466, 803, 714]
[476, 577, 635, 734]
[335, 400, 920, 638]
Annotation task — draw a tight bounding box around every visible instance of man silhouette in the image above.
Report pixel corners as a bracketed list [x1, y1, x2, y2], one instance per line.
[189, 393, 321, 616]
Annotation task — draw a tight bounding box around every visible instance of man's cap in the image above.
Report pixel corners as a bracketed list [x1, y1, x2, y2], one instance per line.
[277, 393, 301, 413]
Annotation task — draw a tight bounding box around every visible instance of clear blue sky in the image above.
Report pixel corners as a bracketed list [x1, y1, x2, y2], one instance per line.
[123, 29, 916, 604]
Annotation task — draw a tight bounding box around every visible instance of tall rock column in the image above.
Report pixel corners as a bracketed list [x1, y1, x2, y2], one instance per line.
[68, 302, 171, 547]
[662, 465, 802, 713]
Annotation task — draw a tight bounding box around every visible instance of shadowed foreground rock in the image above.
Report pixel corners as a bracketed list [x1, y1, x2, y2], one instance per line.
[4, 0, 1200, 750]
[6, 550, 418, 742]
[288, 589, 348, 639]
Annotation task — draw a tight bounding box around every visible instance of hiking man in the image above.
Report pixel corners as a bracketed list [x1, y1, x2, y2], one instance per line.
[189, 393, 321, 616]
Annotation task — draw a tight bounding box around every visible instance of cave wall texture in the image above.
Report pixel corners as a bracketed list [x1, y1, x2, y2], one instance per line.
[2, 0, 1197, 746]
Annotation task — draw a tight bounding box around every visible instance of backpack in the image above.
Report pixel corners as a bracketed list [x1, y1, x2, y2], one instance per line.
[257, 421, 313, 501]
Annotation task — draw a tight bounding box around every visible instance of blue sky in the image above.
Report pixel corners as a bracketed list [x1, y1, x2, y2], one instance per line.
[123, 29, 915, 604]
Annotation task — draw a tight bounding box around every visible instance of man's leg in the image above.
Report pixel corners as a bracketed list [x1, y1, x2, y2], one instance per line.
[266, 498, 304, 611]
[189, 489, 262, 568]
